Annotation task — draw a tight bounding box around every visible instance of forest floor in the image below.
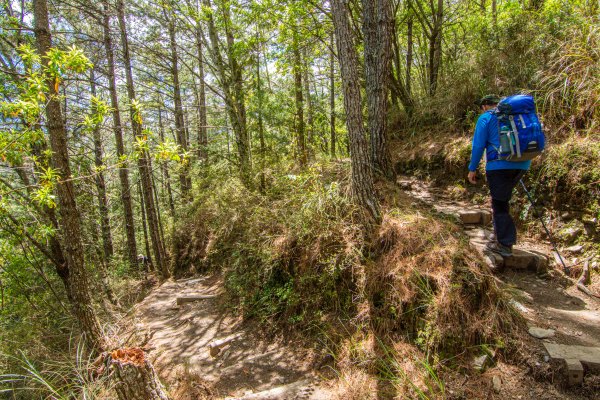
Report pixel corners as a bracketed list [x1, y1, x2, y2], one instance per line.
[131, 274, 336, 399]
[131, 177, 600, 400]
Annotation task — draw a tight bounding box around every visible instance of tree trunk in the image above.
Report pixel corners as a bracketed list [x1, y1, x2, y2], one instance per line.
[256, 31, 266, 193]
[390, 15, 414, 117]
[167, 9, 191, 199]
[33, 0, 104, 351]
[108, 348, 172, 400]
[331, 0, 380, 223]
[292, 31, 307, 167]
[195, 22, 208, 161]
[428, 0, 443, 96]
[116, 0, 168, 278]
[406, 15, 413, 97]
[203, 0, 252, 187]
[102, 0, 138, 269]
[158, 106, 176, 215]
[303, 48, 314, 160]
[363, 0, 395, 180]
[329, 32, 336, 158]
[16, 144, 72, 300]
[138, 180, 152, 269]
[90, 69, 114, 262]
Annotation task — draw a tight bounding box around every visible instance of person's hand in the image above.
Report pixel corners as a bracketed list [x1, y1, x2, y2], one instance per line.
[468, 171, 477, 184]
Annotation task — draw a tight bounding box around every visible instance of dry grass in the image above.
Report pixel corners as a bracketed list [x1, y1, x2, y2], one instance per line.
[539, 24, 599, 132]
[330, 367, 379, 400]
[171, 161, 522, 397]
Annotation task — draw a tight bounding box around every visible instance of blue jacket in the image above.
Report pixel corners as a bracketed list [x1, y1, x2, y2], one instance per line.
[468, 111, 531, 172]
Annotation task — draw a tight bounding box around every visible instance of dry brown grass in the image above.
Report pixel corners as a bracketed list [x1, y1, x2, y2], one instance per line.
[331, 367, 379, 400]
[366, 210, 520, 351]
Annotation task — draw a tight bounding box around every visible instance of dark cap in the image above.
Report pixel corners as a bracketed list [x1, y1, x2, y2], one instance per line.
[475, 94, 501, 106]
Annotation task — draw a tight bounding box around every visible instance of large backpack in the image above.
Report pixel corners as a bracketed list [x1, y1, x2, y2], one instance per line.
[493, 94, 546, 161]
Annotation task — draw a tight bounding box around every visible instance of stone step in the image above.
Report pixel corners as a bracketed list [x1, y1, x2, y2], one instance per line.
[470, 236, 548, 273]
[458, 210, 492, 225]
[431, 203, 492, 226]
[543, 343, 600, 385]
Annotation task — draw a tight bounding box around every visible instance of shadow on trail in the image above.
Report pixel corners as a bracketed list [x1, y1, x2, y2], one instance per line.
[134, 275, 314, 398]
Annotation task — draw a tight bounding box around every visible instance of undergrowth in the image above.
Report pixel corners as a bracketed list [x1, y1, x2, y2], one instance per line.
[172, 160, 521, 389]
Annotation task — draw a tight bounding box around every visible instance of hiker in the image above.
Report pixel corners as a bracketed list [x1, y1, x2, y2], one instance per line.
[467, 95, 532, 257]
[137, 254, 151, 271]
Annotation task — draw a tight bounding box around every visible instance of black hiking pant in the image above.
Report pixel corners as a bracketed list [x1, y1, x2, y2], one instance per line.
[485, 169, 527, 247]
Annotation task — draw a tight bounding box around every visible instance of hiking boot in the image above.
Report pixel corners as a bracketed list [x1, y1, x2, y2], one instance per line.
[485, 241, 513, 257]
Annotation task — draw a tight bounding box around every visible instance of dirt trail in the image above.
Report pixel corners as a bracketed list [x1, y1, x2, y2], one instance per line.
[402, 176, 600, 396]
[132, 176, 599, 399]
[132, 275, 334, 399]
[401, 176, 600, 348]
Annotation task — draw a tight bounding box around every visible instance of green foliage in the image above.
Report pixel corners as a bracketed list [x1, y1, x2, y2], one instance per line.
[533, 134, 600, 209]
[172, 161, 361, 330]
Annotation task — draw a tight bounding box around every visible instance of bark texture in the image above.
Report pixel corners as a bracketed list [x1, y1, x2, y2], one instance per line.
[195, 22, 208, 161]
[116, 0, 168, 278]
[102, 0, 138, 268]
[108, 348, 172, 400]
[329, 33, 336, 158]
[363, 0, 395, 180]
[166, 8, 191, 198]
[331, 0, 380, 223]
[203, 0, 252, 187]
[90, 69, 114, 261]
[293, 31, 307, 167]
[33, 0, 104, 350]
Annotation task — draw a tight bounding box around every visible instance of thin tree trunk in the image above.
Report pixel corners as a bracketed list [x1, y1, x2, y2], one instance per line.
[116, 0, 168, 278]
[195, 22, 208, 161]
[390, 15, 414, 117]
[428, 0, 443, 96]
[90, 69, 114, 262]
[166, 8, 191, 199]
[203, 0, 252, 187]
[292, 31, 306, 167]
[363, 0, 395, 180]
[33, 0, 104, 351]
[329, 32, 336, 159]
[102, 0, 138, 268]
[138, 179, 152, 270]
[151, 170, 166, 251]
[15, 165, 71, 300]
[331, 0, 380, 223]
[157, 106, 175, 216]
[256, 30, 266, 192]
[406, 15, 413, 96]
[303, 48, 314, 160]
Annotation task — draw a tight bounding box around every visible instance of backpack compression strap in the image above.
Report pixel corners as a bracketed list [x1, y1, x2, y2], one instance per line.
[508, 115, 522, 159]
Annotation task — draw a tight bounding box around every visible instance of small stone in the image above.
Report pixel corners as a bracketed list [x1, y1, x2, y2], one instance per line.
[398, 181, 413, 190]
[528, 327, 555, 339]
[582, 216, 597, 225]
[564, 245, 583, 254]
[559, 225, 583, 242]
[544, 355, 550, 362]
[473, 355, 490, 371]
[492, 376, 502, 393]
[560, 211, 578, 221]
